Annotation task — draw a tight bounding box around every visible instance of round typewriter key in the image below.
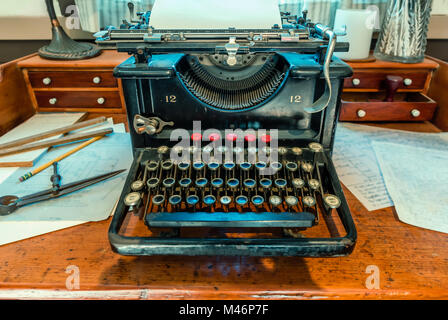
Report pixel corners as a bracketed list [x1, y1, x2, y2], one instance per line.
[227, 178, 239, 188]
[286, 162, 298, 172]
[302, 196, 316, 207]
[147, 177, 160, 189]
[233, 146, 243, 154]
[220, 196, 232, 205]
[203, 195, 216, 206]
[278, 147, 288, 156]
[208, 133, 221, 141]
[292, 147, 303, 156]
[255, 161, 267, 170]
[259, 178, 272, 189]
[195, 178, 208, 188]
[235, 195, 248, 206]
[178, 161, 190, 171]
[186, 195, 199, 206]
[301, 162, 313, 173]
[247, 147, 258, 154]
[323, 194, 341, 209]
[262, 146, 271, 155]
[251, 195, 264, 206]
[244, 134, 256, 143]
[193, 161, 205, 170]
[157, 146, 169, 155]
[124, 192, 141, 207]
[223, 162, 235, 171]
[179, 178, 192, 188]
[261, 134, 271, 143]
[189, 146, 201, 154]
[131, 180, 144, 192]
[226, 133, 238, 142]
[292, 178, 305, 189]
[211, 178, 224, 188]
[147, 161, 159, 172]
[152, 195, 165, 206]
[162, 160, 174, 170]
[202, 145, 213, 154]
[269, 195, 282, 208]
[270, 162, 282, 171]
[169, 195, 182, 206]
[191, 133, 202, 142]
[308, 142, 323, 153]
[163, 178, 175, 188]
[285, 196, 298, 207]
[217, 146, 227, 153]
[308, 179, 320, 190]
[244, 178, 256, 189]
[172, 146, 184, 154]
[240, 162, 252, 171]
[208, 162, 220, 171]
[275, 178, 287, 189]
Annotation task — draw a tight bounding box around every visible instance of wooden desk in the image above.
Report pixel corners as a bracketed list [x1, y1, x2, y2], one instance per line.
[0, 121, 447, 300]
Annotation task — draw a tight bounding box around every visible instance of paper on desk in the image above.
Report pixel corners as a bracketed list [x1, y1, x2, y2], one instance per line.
[372, 141, 448, 233]
[333, 123, 448, 211]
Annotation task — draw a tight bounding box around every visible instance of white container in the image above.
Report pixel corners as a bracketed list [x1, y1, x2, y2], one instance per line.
[334, 9, 375, 61]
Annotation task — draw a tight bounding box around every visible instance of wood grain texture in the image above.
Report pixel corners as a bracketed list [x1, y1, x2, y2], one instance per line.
[0, 54, 36, 136]
[346, 57, 439, 70]
[427, 56, 448, 131]
[29, 71, 118, 88]
[0, 123, 446, 300]
[35, 90, 122, 109]
[343, 71, 428, 91]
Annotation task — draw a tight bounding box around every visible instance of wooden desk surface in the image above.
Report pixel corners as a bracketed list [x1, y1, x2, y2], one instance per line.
[0, 122, 447, 300]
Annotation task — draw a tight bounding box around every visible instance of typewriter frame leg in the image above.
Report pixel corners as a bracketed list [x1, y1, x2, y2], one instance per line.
[108, 150, 357, 257]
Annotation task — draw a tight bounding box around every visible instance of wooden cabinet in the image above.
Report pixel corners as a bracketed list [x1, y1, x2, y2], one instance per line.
[340, 58, 439, 122]
[18, 51, 130, 121]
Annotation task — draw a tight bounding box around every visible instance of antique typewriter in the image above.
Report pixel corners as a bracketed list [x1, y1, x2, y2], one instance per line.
[95, 9, 357, 257]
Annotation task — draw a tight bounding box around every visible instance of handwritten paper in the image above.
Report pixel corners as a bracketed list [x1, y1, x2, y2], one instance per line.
[372, 141, 448, 233]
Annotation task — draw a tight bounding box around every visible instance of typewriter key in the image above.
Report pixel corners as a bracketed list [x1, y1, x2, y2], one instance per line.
[261, 134, 271, 143]
[220, 196, 232, 206]
[186, 195, 199, 206]
[131, 180, 144, 192]
[179, 178, 192, 188]
[275, 178, 287, 189]
[240, 162, 252, 171]
[157, 146, 169, 155]
[255, 161, 267, 170]
[172, 146, 184, 154]
[235, 195, 248, 206]
[223, 162, 235, 171]
[217, 146, 227, 153]
[202, 145, 213, 154]
[259, 178, 272, 189]
[161, 160, 174, 170]
[208, 162, 220, 171]
[195, 178, 208, 188]
[124, 192, 141, 207]
[152, 195, 165, 206]
[323, 194, 341, 209]
[248, 147, 258, 154]
[193, 161, 205, 170]
[302, 196, 316, 207]
[227, 178, 239, 188]
[163, 178, 176, 188]
[286, 162, 298, 172]
[270, 162, 282, 171]
[285, 196, 298, 208]
[169, 195, 182, 206]
[147, 161, 159, 172]
[178, 161, 190, 171]
[292, 178, 305, 189]
[147, 177, 160, 189]
[301, 162, 313, 173]
[269, 195, 282, 208]
[308, 179, 320, 190]
[244, 178, 256, 189]
[203, 195, 216, 206]
[189, 146, 201, 154]
[233, 147, 244, 155]
[211, 178, 224, 188]
[291, 147, 303, 156]
[262, 146, 271, 155]
[278, 147, 288, 156]
[308, 142, 323, 153]
[251, 195, 264, 207]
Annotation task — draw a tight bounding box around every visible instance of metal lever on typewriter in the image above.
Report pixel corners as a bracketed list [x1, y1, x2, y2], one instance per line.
[304, 24, 339, 114]
[133, 115, 174, 135]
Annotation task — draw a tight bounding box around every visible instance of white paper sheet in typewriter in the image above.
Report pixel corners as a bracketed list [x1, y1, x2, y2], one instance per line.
[333, 123, 448, 211]
[372, 141, 448, 234]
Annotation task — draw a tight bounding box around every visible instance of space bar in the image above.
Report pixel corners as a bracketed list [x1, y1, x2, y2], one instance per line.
[145, 211, 315, 228]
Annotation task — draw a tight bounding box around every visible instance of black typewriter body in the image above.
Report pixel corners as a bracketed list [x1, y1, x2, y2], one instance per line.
[99, 12, 357, 257]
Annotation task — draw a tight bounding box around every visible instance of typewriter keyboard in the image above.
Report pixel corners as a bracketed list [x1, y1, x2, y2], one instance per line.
[123, 143, 342, 229]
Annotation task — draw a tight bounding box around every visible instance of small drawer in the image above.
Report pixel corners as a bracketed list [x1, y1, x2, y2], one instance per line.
[34, 90, 121, 109]
[339, 92, 437, 121]
[28, 71, 117, 88]
[343, 72, 428, 91]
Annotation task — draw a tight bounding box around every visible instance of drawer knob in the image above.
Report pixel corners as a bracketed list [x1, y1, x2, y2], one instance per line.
[411, 109, 421, 118]
[93, 76, 101, 84]
[42, 77, 52, 85]
[357, 109, 366, 118]
[352, 78, 361, 86]
[49, 98, 57, 105]
[97, 97, 106, 105]
[404, 78, 413, 86]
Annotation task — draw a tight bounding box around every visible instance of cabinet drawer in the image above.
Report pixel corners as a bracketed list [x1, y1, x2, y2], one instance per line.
[28, 71, 117, 88]
[339, 92, 437, 121]
[343, 71, 428, 91]
[35, 91, 121, 109]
